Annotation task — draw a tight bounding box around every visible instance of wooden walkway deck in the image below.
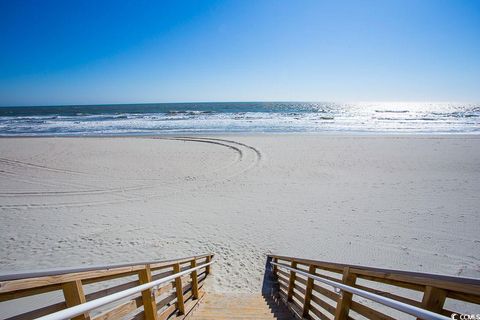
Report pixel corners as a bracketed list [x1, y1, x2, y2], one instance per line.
[188, 293, 294, 320]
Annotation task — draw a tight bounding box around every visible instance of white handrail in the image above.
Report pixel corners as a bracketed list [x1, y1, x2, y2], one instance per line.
[35, 261, 214, 320]
[271, 261, 450, 320]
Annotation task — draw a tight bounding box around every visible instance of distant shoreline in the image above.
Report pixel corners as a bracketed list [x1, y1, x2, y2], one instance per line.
[1, 132, 480, 138]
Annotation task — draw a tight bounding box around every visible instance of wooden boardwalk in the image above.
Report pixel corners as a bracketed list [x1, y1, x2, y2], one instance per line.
[188, 293, 294, 320]
[1, 253, 480, 319]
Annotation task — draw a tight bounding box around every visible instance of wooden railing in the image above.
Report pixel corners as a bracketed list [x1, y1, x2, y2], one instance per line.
[0, 253, 214, 320]
[268, 254, 480, 320]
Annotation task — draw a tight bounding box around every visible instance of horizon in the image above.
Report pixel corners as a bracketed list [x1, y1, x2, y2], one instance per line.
[1, 1, 480, 106]
[2, 99, 480, 109]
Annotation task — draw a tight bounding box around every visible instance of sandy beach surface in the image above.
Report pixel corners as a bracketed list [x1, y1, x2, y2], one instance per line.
[1, 134, 479, 294]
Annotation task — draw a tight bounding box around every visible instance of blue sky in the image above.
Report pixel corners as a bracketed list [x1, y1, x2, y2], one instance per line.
[0, 0, 479, 106]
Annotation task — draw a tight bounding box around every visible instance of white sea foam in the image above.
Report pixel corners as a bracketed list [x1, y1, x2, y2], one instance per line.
[0, 102, 478, 135]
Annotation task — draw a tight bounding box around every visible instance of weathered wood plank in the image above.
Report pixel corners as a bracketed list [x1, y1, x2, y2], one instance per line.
[0, 254, 214, 298]
[295, 275, 308, 286]
[0, 253, 214, 320]
[175, 289, 205, 319]
[277, 269, 290, 280]
[190, 259, 199, 299]
[355, 274, 424, 293]
[279, 281, 288, 293]
[448, 290, 480, 305]
[334, 267, 357, 320]
[293, 289, 305, 305]
[0, 254, 214, 282]
[92, 299, 137, 320]
[152, 270, 175, 281]
[138, 265, 158, 320]
[86, 279, 139, 302]
[4, 301, 66, 320]
[131, 310, 145, 320]
[313, 283, 340, 302]
[62, 280, 90, 320]
[156, 292, 177, 311]
[173, 263, 185, 315]
[294, 283, 306, 295]
[205, 256, 212, 275]
[150, 254, 213, 272]
[272, 257, 278, 276]
[354, 283, 422, 308]
[0, 284, 62, 302]
[278, 274, 289, 287]
[157, 304, 176, 320]
[1, 267, 141, 294]
[311, 293, 337, 315]
[268, 254, 480, 288]
[270, 254, 480, 320]
[417, 286, 447, 320]
[309, 303, 331, 320]
[350, 300, 395, 320]
[287, 261, 297, 302]
[303, 264, 316, 317]
[281, 290, 305, 319]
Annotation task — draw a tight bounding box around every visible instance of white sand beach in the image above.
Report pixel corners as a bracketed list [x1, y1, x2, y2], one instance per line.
[1, 135, 479, 293]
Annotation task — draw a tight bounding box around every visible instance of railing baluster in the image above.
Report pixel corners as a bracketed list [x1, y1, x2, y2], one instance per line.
[61, 280, 90, 320]
[272, 257, 278, 276]
[190, 259, 199, 299]
[334, 267, 356, 320]
[173, 263, 185, 315]
[287, 261, 297, 301]
[303, 264, 316, 318]
[138, 264, 158, 320]
[205, 255, 212, 275]
[417, 286, 447, 320]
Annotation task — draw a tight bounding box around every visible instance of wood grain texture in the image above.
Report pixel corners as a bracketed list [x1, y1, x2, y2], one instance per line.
[62, 280, 90, 320]
[0, 253, 214, 320]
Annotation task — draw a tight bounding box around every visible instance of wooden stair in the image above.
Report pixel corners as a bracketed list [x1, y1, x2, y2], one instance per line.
[188, 293, 295, 320]
[3, 254, 480, 320]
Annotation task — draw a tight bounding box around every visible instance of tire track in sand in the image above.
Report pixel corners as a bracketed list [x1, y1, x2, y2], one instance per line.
[163, 136, 262, 175]
[0, 137, 262, 209]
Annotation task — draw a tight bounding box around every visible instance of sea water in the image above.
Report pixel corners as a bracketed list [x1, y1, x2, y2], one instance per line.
[0, 101, 478, 136]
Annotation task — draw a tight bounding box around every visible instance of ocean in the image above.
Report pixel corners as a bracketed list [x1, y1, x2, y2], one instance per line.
[0, 102, 478, 136]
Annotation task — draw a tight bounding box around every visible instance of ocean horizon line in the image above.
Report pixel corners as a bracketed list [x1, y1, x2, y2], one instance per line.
[2, 100, 480, 109]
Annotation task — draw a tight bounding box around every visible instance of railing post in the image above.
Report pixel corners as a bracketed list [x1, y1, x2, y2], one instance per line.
[190, 259, 199, 299]
[205, 255, 212, 275]
[138, 264, 158, 320]
[272, 257, 278, 276]
[303, 264, 316, 318]
[334, 267, 357, 320]
[62, 280, 90, 320]
[287, 261, 297, 301]
[173, 263, 185, 315]
[417, 286, 447, 319]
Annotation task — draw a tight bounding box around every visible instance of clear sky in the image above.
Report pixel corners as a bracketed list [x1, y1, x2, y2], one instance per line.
[1, 0, 479, 106]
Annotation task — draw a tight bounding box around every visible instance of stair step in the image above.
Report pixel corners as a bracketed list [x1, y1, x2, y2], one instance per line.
[188, 293, 294, 320]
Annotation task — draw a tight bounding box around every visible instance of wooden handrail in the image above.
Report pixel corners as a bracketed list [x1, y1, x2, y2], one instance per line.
[36, 261, 214, 320]
[272, 261, 450, 320]
[269, 254, 480, 287]
[0, 253, 214, 320]
[0, 253, 213, 282]
[267, 254, 480, 320]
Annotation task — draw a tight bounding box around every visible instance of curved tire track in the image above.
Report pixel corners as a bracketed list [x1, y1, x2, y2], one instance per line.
[0, 137, 262, 209]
